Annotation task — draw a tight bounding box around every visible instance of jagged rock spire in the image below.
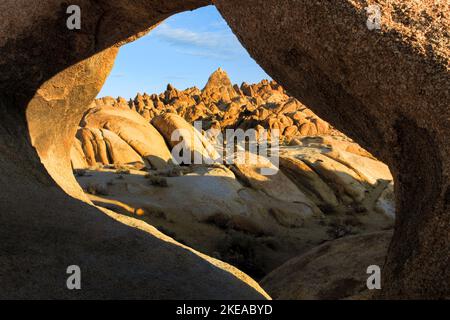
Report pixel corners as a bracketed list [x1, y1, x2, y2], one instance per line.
[202, 68, 238, 102]
[203, 68, 233, 91]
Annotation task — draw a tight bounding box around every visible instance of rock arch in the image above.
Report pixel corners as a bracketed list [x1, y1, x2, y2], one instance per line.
[0, 0, 448, 298]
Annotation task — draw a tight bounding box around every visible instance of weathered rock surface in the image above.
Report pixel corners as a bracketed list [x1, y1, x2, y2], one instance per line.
[70, 138, 89, 170]
[232, 153, 320, 213]
[80, 105, 173, 169]
[152, 113, 220, 164]
[203, 67, 238, 102]
[260, 231, 393, 300]
[100, 129, 144, 166]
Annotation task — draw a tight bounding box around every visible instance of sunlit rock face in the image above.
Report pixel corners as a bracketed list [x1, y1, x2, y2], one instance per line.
[0, 0, 448, 299]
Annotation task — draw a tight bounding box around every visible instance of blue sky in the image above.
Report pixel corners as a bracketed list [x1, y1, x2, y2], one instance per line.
[98, 5, 270, 99]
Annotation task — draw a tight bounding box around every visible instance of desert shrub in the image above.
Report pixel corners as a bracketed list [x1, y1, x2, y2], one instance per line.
[343, 215, 363, 227]
[115, 166, 130, 175]
[73, 169, 86, 177]
[326, 221, 356, 239]
[145, 175, 169, 187]
[204, 212, 230, 229]
[217, 233, 265, 280]
[204, 212, 267, 236]
[160, 166, 191, 177]
[85, 183, 109, 196]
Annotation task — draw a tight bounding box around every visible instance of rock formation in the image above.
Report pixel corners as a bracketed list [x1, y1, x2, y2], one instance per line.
[71, 74, 395, 280]
[260, 231, 393, 299]
[152, 113, 221, 164]
[76, 104, 174, 169]
[93, 69, 332, 143]
[0, 0, 448, 299]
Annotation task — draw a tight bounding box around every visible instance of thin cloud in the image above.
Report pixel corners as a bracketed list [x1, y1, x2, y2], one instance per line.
[153, 23, 245, 59]
[174, 49, 237, 61]
[111, 73, 126, 78]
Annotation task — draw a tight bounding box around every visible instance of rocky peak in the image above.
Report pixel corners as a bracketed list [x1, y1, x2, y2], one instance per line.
[203, 67, 233, 91]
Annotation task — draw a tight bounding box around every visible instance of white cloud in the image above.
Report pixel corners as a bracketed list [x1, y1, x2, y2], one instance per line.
[152, 23, 245, 59]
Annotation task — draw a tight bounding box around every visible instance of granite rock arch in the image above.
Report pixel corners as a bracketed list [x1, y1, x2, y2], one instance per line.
[0, 0, 448, 298]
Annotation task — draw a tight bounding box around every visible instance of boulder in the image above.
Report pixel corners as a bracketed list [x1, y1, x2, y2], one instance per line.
[232, 153, 320, 215]
[76, 127, 108, 166]
[101, 129, 144, 166]
[279, 156, 339, 208]
[152, 113, 220, 164]
[82, 106, 173, 169]
[300, 152, 367, 204]
[261, 231, 393, 299]
[70, 138, 89, 169]
[202, 68, 237, 102]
